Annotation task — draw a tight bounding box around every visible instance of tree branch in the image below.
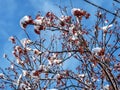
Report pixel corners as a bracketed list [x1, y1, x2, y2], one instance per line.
[84, 0, 120, 18]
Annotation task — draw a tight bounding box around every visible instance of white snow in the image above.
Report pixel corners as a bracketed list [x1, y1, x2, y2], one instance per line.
[71, 8, 82, 15]
[92, 47, 102, 55]
[103, 84, 109, 90]
[34, 18, 43, 25]
[0, 73, 4, 78]
[17, 74, 22, 85]
[78, 74, 85, 78]
[101, 24, 113, 31]
[22, 70, 28, 76]
[20, 38, 32, 47]
[20, 15, 30, 29]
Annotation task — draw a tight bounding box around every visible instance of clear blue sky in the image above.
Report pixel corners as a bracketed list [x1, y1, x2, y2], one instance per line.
[0, 0, 120, 90]
[0, 0, 119, 69]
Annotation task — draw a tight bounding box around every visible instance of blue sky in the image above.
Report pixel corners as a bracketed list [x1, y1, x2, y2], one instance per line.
[0, 0, 61, 68]
[0, 0, 120, 90]
[0, 0, 119, 70]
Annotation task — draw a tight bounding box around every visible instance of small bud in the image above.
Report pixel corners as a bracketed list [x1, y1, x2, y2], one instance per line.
[9, 36, 16, 44]
[3, 54, 7, 58]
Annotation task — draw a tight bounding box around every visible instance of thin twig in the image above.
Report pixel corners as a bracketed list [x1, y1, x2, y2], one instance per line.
[84, 0, 120, 18]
